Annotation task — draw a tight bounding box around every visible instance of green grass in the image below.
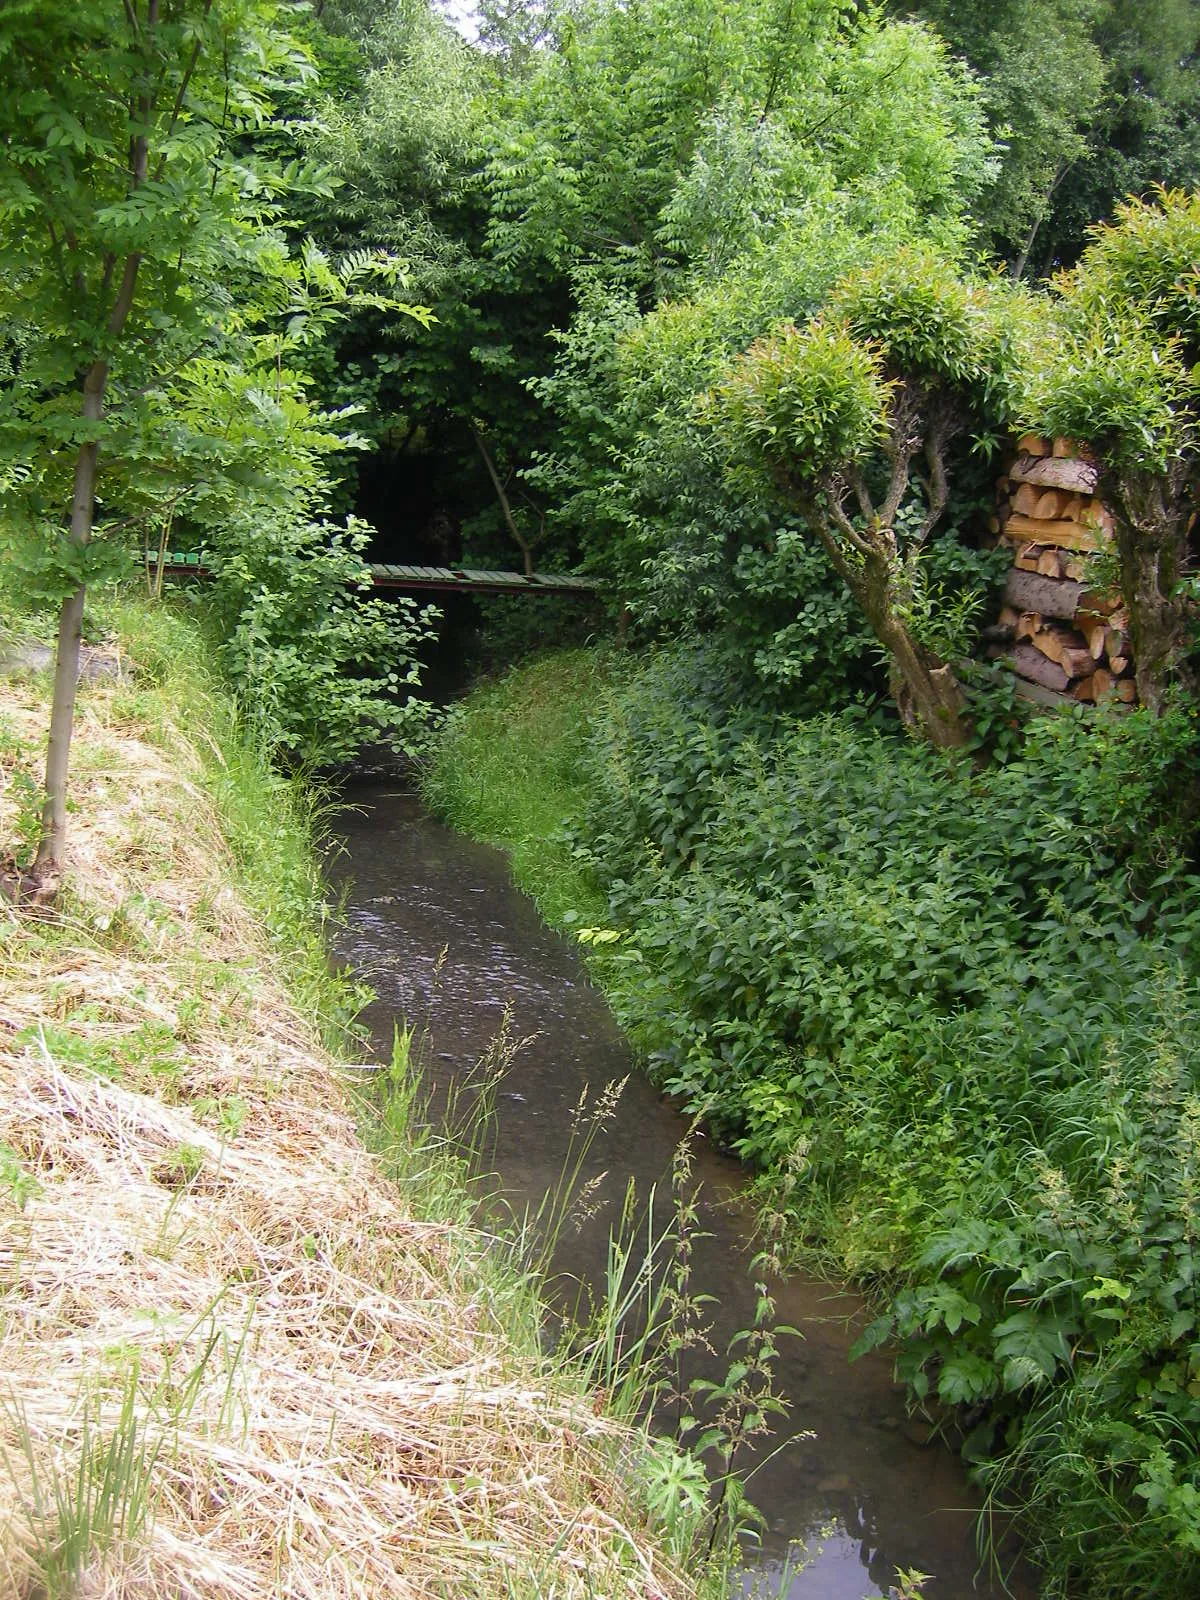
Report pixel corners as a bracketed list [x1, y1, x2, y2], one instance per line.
[420, 648, 615, 930]
[100, 595, 367, 1051]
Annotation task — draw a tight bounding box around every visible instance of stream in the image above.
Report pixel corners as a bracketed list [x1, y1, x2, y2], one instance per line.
[328, 783, 1034, 1600]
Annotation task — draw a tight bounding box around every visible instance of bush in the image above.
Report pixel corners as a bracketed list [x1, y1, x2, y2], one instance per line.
[201, 513, 438, 768]
[575, 652, 1200, 1596]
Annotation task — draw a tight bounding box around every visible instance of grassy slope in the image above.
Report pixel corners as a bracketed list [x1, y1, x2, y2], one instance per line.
[419, 648, 614, 930]
[0, 607, 701, 1600]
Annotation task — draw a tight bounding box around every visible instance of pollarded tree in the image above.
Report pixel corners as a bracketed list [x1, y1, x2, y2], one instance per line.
[0, 1, 316, 891]
[713, 249, 1027, 746]
[1024, 190, 1200, 712]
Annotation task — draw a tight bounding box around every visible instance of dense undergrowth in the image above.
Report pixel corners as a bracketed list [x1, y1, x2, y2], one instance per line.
[426, 644, 1200, 1600]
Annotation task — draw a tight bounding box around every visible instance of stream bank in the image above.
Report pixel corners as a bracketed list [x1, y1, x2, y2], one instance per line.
[0, 605, 703, 1600]
[328, 782, 1035, 1600]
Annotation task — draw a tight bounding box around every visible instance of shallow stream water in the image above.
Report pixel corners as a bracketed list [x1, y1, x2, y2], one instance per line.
[328, 785, 1034, 1600]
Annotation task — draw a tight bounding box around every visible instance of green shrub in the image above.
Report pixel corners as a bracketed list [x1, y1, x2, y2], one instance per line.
[574, 653, 1200, 1596]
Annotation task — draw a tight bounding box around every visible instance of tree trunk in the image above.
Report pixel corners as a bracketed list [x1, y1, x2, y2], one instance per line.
[1108, 467, 1195, 714]
[473, 427, 534, 578]
[877, 611, 970, 748]
[812, 524, 970, 748]
[30, 384, 104, 889]
[27, 0, 152, 891]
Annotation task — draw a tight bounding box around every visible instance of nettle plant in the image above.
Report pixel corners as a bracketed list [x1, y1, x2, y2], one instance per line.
[1025, 189, 1200, 713]
[712, 248, 1028, 747]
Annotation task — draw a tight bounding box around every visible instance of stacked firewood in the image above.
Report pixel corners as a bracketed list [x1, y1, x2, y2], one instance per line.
[989, 434, 1136, 706]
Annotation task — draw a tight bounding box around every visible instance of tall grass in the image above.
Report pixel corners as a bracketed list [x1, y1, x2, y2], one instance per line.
[2, 1372, 160, 1598]
[420, 649, 616, 929]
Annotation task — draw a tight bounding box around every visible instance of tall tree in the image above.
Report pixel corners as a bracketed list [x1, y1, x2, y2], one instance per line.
[0, 0, 311, 891]
[899, 0, 1200, 271]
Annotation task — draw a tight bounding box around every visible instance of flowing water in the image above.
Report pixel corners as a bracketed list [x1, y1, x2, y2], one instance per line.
[328, 784, 1035, 1600]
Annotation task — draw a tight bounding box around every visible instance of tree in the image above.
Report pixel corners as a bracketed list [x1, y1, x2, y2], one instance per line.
[900, 0, 1200, 272]
[713, 250, 1024, 745]
[1024, 190, 1200, 711]
[0, 1, 322, 891]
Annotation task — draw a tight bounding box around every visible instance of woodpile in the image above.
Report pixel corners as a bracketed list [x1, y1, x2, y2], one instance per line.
[988, 434, 1136, 707]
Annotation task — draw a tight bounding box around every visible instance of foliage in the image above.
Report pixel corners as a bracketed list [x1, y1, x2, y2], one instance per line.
[1023, 190, 1200, 710]
[900, 0, 1200, 273]
[0, 0, 312, 601]
[716, 322, 888, 484]
[565, 653, 1200, 1596]
[428, 641, 1200, 1594]
[202, 515, 438, 767]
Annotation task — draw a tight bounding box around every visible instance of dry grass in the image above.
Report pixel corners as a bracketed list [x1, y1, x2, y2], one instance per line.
[0, 670, 691, 1600]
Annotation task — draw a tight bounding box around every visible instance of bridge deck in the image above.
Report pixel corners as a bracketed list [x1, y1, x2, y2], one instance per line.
[158, 555, 597, 597]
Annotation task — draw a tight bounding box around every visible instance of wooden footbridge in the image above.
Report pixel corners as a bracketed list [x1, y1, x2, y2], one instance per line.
[159, 553, 597, 597]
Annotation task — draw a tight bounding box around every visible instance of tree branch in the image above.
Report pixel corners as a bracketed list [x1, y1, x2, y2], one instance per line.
[473, 426, 534, 577]
[826, 475, 876, 561]
[846, 466, 874, 526]
[155, 0, 215, 181]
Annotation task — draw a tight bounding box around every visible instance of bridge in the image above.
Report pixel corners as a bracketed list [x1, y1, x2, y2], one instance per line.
[159, 554, 598, 597]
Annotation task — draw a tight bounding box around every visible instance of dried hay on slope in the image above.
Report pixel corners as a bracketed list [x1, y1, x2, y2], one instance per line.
[0, 677, 686, 1600]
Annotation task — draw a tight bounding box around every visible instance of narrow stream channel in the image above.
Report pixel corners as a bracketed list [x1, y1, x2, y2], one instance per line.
[328, 784, 1035, 1600]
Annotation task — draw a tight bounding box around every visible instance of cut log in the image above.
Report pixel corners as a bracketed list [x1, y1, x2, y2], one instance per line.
[1013, 487, 1078, 520]
[1092, 668, 1114, 699]
[1014, 548, 1043, 572]
[1005, 514, 1102, 552]
[1110, 654, 1130, 676]
[1033, 629, 1065, 664]
[1081, 588, 1120, 616]
[1036, 490, 1070, 519]
[1060, 645, 1095, 679]
[1009, 454, 1100, 494]
[1017, 433, 1051, 457]
[988, 514, 1001, 535]
[1013, 678, 1077, 710]
[998, 605, 1021, 627]
[1015, 611, 1040, 641]
[1073, 676, 1096, 702]
[1078, 616, 1107, 658]
[1012, 483, 1066, 517]
[1115, 679, 1137, 703]
[1052, 437, 1089, 459]
[1063, 557, 1088, 581]
[1004, 568, 1087, 620]
[1010, 643, 1070, 692]
[1037, 549, 1063, 577]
